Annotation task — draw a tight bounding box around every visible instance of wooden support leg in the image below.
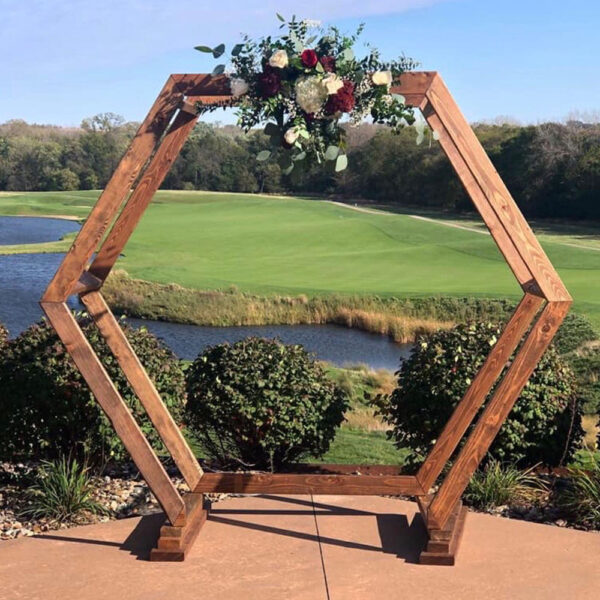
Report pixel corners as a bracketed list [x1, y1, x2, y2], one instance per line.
[417, 496, 467, 566]
[150, 493, 210, 562]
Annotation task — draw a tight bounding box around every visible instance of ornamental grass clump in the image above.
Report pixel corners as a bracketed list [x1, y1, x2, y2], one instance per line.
[464, 460, 546, 511]
[20, 456, 104, 523]
[556, 461, 600, 529]
[185, 337, 348, 471]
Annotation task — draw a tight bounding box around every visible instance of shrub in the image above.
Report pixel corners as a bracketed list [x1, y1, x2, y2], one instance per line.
[381, 322, 582, 468]
[186, 337, 348, 470]
[20, 456, 104, 522]
[556, 461, 600, 529]
[0, 313, 185, 463]
[553, 312, 598, 355]
[568, 347, 600, 415]
[464, 460, 545, 511]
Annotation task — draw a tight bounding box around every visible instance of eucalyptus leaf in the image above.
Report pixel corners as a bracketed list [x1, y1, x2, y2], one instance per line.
[325, 145, 339, 161]
[392, 93, 406, 104]
[298, 129, 310, 139]
[282, 162, 295, 175]
[342, 48, 354, 62]
[276, 12, 285, 22]
[293, 151, 307, 161]
[212, 43, 226, 58]
[315, 61, 324, 73]
[256, 150, 271, 162]
[194, 45, 213, 53]
[212, 64, 226, 75]
[231, 43, 244, 57]
[335, 154, 348, 172]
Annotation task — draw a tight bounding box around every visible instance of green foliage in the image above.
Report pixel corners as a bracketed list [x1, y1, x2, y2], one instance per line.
[198, 16, 417, 173]
[464, 460, 545, 511]
[567, 347, 600, 414]
[554, 312, 598, 355]
[20, 456, 104, 522]
[186, 337, 348, 470]
[381, 322, 583, 468]
[0, 313, 185, 462]
[556, 461, 600, 529]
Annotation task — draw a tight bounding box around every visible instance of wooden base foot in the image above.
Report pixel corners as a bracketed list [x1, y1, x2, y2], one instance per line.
[417, 496, 467, 566]
[150, 493, 209, 562]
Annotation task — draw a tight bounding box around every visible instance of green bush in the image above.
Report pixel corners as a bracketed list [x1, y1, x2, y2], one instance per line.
[0, 313, 185, 463]
[464, 460, 545, 511]
[381, 322, 583, 468]
[554, 313, 598, 355]
[20, 456, 104, 523]
[186, 337, 348, 471]
[567, 347, 600, 415]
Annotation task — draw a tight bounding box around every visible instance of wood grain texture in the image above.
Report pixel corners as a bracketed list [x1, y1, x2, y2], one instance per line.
[40, 302, 185, 525]
[89, 107, 199, 281]
[194, 473, 424, 495]
[417, 293, 544, 491]
[419, 504, 468, 566]
[425, 74, 571, 302]
[150, 493, 209, 562]
[80, 291, 203, 489]
[427, 300, 571, 529]
[42, 76, 182, 302]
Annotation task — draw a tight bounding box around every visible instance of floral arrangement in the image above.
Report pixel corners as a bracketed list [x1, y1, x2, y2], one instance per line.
[195, 15, 418, 173]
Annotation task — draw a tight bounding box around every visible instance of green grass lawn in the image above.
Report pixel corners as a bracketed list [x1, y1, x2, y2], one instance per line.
[2, 189, 600, 328]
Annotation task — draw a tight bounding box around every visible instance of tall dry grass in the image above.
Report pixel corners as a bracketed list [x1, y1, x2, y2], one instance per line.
[103, 270, 517, 344]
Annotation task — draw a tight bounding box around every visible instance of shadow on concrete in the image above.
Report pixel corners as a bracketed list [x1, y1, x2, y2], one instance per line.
[210, 495, 427, 563]
[120, 512, 165, 560]
[29, 512, 165, 561]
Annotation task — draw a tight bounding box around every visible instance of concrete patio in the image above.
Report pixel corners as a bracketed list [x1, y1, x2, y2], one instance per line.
[1, 494, 598, 600]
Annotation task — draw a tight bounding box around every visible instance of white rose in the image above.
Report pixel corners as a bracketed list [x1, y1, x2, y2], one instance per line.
[230, 78, 249, 97]
[294, 76, 328, 114]
[269, 49, 289, 69]
[372, 70, 393, 86]
[284, 128, 299, 145]
[322, 73, 344, 95]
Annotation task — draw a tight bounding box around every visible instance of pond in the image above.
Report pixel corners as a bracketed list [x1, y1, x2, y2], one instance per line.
[0, 215, 80, 245]
[0, 216, 411, 369]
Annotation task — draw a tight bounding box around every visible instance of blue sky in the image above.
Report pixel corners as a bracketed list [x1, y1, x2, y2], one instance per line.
[1, 0, 599, 126]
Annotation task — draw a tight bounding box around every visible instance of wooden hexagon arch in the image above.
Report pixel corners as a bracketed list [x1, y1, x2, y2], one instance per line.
[40, 72, 571, 565]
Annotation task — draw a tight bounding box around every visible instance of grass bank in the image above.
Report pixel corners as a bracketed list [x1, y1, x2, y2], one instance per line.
[103, 270, 524, 343]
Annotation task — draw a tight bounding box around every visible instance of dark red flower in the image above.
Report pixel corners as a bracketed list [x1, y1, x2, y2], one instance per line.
[319, 56, 336, 72]
[324, 80, 355, 114]
[258, 66, 281, 98]
[300, 49, 318, 68]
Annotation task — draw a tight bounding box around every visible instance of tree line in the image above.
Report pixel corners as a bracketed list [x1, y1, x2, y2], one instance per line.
[1, 114, 599, 220]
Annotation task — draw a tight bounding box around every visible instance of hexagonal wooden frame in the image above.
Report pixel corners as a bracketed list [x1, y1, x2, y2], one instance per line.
[40, 72, 571, 565]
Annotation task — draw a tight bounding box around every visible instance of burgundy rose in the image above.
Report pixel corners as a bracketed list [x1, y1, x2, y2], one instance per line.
[319, 56, 336, 72]
[324, 80, 355, 114]
[258, 66, 281, 98]
[300, 49, 318, 68]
